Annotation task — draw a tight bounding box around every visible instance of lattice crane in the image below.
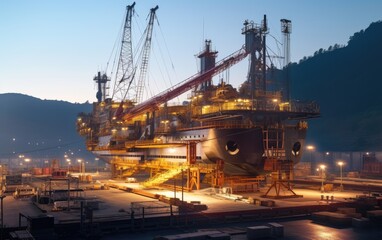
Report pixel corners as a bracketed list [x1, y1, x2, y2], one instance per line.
[135, 5, 158, 104]
[112, 4, 158, 105]
[112, 2, 136, 102]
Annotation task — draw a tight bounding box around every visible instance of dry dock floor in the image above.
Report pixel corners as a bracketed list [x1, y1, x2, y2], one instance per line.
[2, 174, 367, 228]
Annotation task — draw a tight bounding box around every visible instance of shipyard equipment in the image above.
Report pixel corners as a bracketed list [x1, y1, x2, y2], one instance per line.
[77, 4, 319, 194]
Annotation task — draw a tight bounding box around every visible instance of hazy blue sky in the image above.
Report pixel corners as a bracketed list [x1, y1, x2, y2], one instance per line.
[1, 0, 381, 103]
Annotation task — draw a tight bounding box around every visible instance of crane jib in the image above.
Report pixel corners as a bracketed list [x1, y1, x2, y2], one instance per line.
[122, 47, 249, 120]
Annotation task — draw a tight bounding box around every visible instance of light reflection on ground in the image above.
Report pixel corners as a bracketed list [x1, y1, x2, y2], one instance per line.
[281, 219, 381, 240]
[103, 219, 382, 240]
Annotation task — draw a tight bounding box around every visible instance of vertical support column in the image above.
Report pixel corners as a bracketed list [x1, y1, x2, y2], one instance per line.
[0, 195, 5, 230]
[111, 163, 118, 178]
[187, 168, 200, 190]
[214, 159, 225, 187]
[67, 178, 71, 211]
[181, 169, 184, 202]
[186, 141, 197, 165]
[49, 179, 52, 203]
[186, 141, 200, 190]
[80, 201, 84, 233]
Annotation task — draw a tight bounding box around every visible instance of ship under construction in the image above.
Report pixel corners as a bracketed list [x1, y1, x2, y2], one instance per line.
[77, 3, 319, 193]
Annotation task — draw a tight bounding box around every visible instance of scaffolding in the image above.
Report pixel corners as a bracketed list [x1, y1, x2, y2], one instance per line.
[261, 126, 301, 198]
[109, 141, 226, 191]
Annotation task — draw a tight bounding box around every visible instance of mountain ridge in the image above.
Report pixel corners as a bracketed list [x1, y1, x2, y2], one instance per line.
[1, 20, 382, 158]
[0, 93, 92, 159]
[288, 20, 382, 151]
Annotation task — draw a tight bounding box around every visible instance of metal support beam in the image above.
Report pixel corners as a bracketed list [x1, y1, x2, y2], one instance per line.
[262, 159, 302, 198]
[187, 168, 200, 190]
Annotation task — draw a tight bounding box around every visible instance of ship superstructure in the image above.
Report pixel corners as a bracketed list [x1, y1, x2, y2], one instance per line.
[77, 4, 319, 191]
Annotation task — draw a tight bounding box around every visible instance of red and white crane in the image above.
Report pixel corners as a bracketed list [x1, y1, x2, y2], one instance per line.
[122, 47, 249, 121]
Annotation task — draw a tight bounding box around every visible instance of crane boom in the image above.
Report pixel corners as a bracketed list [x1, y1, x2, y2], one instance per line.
[135, 5, 159, 104]
[112, 2, 136, 102]
[122, 47, 249, 120]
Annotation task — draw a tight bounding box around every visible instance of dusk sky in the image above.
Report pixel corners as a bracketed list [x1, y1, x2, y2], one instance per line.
[1, 0, 381, 103]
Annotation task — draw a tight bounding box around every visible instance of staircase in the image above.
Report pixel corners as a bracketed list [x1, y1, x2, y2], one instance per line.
[141, 167, 188, 188]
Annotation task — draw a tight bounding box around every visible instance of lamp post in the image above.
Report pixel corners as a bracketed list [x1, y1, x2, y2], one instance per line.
[306, 145, 315, 175]
[338, 161, 344, 191]
[77, 159, 82, 173]
[64, 154, 68, 168]
[324, 152, 330, 165]
[0, 194, 5, 232]
[320, 164, 326, 192]
[24, 158, 31, 173]
[66, 159, 71, 174]
[18, 154, 24, 170]
[95, 158, 99, 175]
[0, 165, 3, 193]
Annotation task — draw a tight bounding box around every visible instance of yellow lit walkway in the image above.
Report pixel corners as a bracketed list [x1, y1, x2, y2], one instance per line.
[141, 166, 189, 188]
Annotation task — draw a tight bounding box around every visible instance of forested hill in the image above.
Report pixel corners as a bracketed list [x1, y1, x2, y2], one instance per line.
[287, 20, 382, 151]
[0, 93, 92, 159]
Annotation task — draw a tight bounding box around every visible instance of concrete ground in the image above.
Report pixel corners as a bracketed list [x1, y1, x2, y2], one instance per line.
[1, 172, 367, 228]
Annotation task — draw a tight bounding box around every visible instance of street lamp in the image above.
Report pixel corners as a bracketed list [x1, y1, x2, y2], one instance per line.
[320, 164, 326, 192]
[324, 152, 330, 164]
[0, 194, 5, 230]
[77, 159, 82, 173]
[66, 159, 71, 174]
[24, 158, 31, 172]
[0, 165, 3, 193]
[95, 158, 99, 175]
[337, 161, 344, 191]
[306, 145, 315, 174]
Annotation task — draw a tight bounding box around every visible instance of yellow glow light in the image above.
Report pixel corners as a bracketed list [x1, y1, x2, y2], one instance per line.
[306, 145, 315, 150]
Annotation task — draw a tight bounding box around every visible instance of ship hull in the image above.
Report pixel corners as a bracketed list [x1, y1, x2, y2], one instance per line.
[93, 125, 306, 175]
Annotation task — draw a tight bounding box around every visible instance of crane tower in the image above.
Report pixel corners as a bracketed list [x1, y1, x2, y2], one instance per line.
[281, 19, 292, 67]
[135, 5, 158, 104]
[112, 2, 136, 102]
[242, 15, 268, 97]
